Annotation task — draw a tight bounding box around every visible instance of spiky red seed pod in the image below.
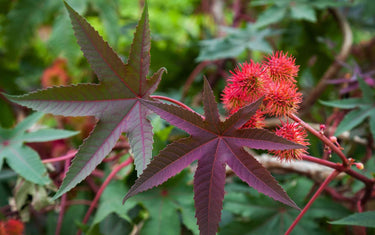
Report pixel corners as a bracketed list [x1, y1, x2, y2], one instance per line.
[222, 61, 267, 112]
[265, 51, 299, 83]
[270, 121, 309, 161]
[241, 110, 266, 129]
[262, 82, 302, 117]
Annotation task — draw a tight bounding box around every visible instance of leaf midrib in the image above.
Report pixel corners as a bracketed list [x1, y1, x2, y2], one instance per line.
[65, 100, 141, 186]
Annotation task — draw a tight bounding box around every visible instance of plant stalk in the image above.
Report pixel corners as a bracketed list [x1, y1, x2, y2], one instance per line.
[285, 169, 340, 235]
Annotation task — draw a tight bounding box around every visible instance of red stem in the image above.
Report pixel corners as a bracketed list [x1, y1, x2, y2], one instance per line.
[290, 113, 349, 166]
[91, 169, 105, 178]
[285, 170, 340, 235]
[301, 155, 374, 186]
[150, 95, 203, 117]
[42, 150, 77, 164]
[77, 157, 134, 235]
[55, 159, 70, 235]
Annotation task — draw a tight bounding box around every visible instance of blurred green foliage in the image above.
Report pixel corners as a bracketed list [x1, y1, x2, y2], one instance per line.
[1, 0, 375, 234]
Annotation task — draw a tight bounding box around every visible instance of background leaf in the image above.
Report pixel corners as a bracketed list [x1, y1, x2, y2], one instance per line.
[4, 0, 51, 59]
[92, 180, 136, 225]
[5, 146, 50, 185]
[330, 211, 375, 228]
[19, 129, 79, 143]
[290, 4, 316, 22]
[335, 108, 374, 136]
[196, 24, 279, 61]
[255, 6, 287, 28]
[319, 98, 363, 109]
[0, 112, 77, 184]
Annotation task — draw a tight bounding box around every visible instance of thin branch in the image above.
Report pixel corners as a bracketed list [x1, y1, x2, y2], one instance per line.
[301, 8, 353, 113]
[77, 157, 134, 235]
[301, 155, 374, 186]
[151, 95, 204, 117]
[285, 170, 340, 235]
[42, 150, 77, 164]
[55, 159, 70, 235]
[290, 113, 349, 166]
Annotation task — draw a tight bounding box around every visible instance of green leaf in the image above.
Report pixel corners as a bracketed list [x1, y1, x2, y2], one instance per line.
[335, 108, 374, 136]
[4, 0, 50, 58]
[358, 78, 375, 104]
[370, 113, 375, 142]
[48, 13, 82, 64]
[91, 0, 121, 46]
[97, 213, 133, 235]
[330, 211, 375, 228]
[290, 4, 317, 22]
[197, 24, 279, 61]
[0, 152, 4, 171]
[196, 37, 246, 61]
[20, 129, 79, 143]
[312, 0, 351, 9]
[13, 112, 44, 136]
[92, 180, 136, 225]
[0, 112, 77, 184]
[133, 170, 196, 235]
[5, 146, 50, 185]
[0, 98, 15, 128]
[255, 6, 287, 28]
[221, 178, 349, 235]
[319, 98, 364, 109]
[180, 206, 199, 235]
[141, 198, 180, 235]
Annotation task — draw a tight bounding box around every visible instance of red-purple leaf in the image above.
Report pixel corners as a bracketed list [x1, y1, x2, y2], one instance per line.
[221, 98, 262, 131]
[123, 137, 204, 201]
[64, 2, 130, 91]
[225, 146, 298, 209]
[126, 79, 305, 234]
[4, 2, 165, 199]
[194, 151, 226, 235]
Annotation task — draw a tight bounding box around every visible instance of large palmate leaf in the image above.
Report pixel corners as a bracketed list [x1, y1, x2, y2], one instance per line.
[4, 2, 165, 199]
[0, 112, 78, 185]
[124, 79, 306, 235]
[320, 78, 375, 140]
